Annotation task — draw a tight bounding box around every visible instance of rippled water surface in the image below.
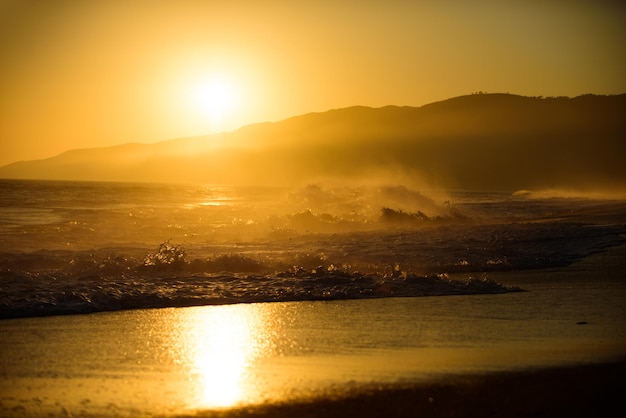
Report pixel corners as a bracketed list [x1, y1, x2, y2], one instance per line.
[2, 274, 625, 416]
[1, 179, 625, 416]
[2, 179, 625, 318]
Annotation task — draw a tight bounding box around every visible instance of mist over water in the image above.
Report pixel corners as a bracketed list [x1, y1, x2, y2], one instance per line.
[0, 180, 454, 251]
[1, 179, 625, 318]
[2, 95, 625, 195]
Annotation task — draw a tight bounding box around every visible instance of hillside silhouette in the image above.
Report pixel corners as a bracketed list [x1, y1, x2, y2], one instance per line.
[1, 93, 624, 192]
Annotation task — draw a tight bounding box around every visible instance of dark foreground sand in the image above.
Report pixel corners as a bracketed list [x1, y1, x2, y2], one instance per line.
[180, 361, 625, 418]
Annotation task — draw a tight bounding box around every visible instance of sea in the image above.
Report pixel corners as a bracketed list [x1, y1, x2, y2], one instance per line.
[1, 179, 625, 319]
[1, 179, 625, 416]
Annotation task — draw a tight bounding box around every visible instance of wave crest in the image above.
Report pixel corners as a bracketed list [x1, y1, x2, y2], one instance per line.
[0, 267, 521, 319]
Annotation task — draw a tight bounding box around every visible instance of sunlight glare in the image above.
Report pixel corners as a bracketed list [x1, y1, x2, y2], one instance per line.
[189, 77, 238, 126]
[183, 306, 262, 408]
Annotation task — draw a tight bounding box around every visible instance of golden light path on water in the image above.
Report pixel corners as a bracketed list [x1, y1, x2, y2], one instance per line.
[188, 308, 257, 408]
[165, 304, 277, 409]
[142, 288, 626, 414]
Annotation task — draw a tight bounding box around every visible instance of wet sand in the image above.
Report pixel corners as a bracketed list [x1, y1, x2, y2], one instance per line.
[187, 361, 625, 418]
[182, 243, 626, 418]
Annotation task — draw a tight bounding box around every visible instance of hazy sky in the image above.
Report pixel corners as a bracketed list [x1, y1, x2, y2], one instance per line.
[0, 0, 624, 166]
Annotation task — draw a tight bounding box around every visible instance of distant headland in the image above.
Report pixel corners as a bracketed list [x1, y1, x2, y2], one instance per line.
[1, 93, 624, 192]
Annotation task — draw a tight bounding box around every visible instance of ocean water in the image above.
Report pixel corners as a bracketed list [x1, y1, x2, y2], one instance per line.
[1, 268, 625, 416]
[1, 179, 625, 318]
[1, 179, 626, 416]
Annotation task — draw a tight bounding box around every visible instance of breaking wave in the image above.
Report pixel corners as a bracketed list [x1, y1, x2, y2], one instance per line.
[2, 180, 625, 319]
[0, 261, 520, 319]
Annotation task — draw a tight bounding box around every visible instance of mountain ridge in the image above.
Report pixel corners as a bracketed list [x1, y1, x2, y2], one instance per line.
[1, 93, 625, 191]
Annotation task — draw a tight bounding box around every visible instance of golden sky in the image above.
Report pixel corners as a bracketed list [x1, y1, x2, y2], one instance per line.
[0, 0, 624, 166]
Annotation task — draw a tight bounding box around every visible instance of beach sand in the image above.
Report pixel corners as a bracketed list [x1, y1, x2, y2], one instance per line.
[184, 361, 625, 418]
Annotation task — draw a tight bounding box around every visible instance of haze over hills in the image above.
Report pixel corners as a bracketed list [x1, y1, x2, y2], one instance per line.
[1, 93, 625, 192]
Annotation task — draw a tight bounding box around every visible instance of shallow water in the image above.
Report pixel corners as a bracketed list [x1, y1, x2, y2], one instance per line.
[1, 274, 625, 417]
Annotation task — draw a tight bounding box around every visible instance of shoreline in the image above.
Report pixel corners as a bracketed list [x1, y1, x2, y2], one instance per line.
[2, 270, 624, 417]
[0, 270, 524, 320]
[182, 361, 626, 418]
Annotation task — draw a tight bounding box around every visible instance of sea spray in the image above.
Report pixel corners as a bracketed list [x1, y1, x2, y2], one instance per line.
[2, 180, 625, 319]
[0, 260, 522, 319]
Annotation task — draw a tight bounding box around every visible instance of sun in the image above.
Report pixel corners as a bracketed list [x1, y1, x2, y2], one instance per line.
[188, 77, 239, 126]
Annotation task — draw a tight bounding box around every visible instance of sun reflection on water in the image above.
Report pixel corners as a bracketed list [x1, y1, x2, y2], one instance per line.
[193, 310, 251, 407]
[170, 305, 270, 409]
